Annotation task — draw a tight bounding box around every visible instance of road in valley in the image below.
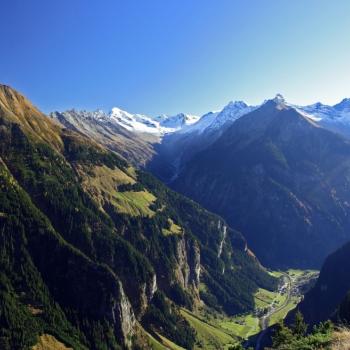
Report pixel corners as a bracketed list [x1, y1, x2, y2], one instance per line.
[254, 272, 292, 350]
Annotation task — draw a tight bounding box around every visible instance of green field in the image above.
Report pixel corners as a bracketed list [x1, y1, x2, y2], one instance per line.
[114, 190, 156, 216]
[153, 269, 317, 349]
[268, 270, 284, 278]
[144, 330, 186, 350]
[219, 314, 260, 339]
[254, 287, 283, 309]
[155, 333, 186, 350]
[180, 309, 239, 350]
[162, 218, 183, 236]
[269, 296, 300, 325]
[145, 333, 168, 350]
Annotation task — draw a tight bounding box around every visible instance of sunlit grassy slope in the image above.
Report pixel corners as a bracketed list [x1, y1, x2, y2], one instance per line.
[32, 334, 73, 350]
[113, 190, 156, 216]
[162, 218, 183, 236]
[218, 314, 260, 339]
[79, 164, 157, 216]
[155, 332, 186, 350]
[180, 308, 239, 350]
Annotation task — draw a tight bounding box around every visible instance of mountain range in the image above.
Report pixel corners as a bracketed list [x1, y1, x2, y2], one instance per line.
[0, 84, 276, 349]
[169, 96, 350, 268]
[52, 95, 350, 141]
[4, 83, 350, 349]
[53, 94, 350, 269]
[51, 95, 350, 180]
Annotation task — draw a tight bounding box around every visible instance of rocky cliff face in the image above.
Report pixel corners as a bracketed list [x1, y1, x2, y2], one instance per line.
[138, 273, 158, 318]
[114, 282, 136, 349]
[174, 236, 201, 295]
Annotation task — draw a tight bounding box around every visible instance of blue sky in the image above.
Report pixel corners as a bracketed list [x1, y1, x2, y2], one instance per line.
[1, 0, 350, 116]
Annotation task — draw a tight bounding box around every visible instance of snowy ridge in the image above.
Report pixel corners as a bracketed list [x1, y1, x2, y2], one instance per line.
[109, 107, 200, 134]
[51, 108, 199, 135]
[260, 95, 350, 130]
[179, 100, 256, 135]
[297, 99, 350, 124]
[51, 95, 350, 139]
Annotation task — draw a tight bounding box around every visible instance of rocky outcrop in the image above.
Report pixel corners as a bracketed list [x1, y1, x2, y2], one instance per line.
[138, 273, 158, 317]
[115, 282, 136, 349]
[174, 236, 191, 288]
[217, 223, 227, 258]
[189, 241, 201, 287]
[174, 236, 201, 295]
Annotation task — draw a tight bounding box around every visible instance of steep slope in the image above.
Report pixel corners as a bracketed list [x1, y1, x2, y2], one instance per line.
[0, 85, 63, 150]
[50, 109, 158, 166]
[172, 96, 350, 268]
[298, 240, 350, 325]
[147, 101, 255, 182]
[0, 157, 135, 350]
[50, 109, 199, 167]
[298, 99, 350, 138]
[0, 84, 276, 349]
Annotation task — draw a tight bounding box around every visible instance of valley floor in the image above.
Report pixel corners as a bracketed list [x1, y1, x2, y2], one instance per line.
[150, 269, 318, 350]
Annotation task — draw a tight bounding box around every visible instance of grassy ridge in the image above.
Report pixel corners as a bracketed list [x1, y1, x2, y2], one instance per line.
[180, 309, 238, 350]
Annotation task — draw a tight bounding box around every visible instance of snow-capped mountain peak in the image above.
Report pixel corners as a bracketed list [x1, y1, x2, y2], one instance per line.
[51, 107, 199, 136]
[179, 100, 256, 135]
[272, 93, 286, 104]
[155, 113, 199, 129]
[225, 100, 248, 109]
[109, 107, 160, 134]
[334, 98, 350, 111]
[293, 98, 350, 136]
[51, 95, 350, 141]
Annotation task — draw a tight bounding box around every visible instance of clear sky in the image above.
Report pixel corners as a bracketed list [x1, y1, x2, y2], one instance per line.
[1, 0, 350, 116]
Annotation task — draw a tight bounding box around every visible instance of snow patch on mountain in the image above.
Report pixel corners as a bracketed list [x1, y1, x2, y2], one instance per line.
[51, 96, 350, 140]
[109, 107, 160, 134]
[296, 99, 350, 126]
[109, 108, 199, 134]
[52, 108, 199, 135]
[179, 100, 256, 135]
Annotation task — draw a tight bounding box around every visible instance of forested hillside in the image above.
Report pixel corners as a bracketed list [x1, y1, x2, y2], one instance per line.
[0, 85, 276, 349]
[298, 240, 350, 326]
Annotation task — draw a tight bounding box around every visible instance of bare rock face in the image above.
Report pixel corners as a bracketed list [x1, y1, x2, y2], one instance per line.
[174, 236, 191, 288]
[138, 273, 158, 318]
[217, 222, 227, 258]
[116, 282, 136, 349]
[189, 240, 201, 287]
[174, 236, 201, 296]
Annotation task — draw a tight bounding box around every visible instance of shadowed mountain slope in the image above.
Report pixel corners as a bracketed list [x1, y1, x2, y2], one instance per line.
[171, 97, 350, 268]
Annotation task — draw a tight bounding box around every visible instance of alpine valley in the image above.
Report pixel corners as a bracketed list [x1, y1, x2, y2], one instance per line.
[3, 83, 350, 350]
[53, 94, 350, 269]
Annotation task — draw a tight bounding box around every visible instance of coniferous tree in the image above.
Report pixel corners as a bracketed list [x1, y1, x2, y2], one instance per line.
[292, 310, 307, 338]
[272, 320, 293, 348]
